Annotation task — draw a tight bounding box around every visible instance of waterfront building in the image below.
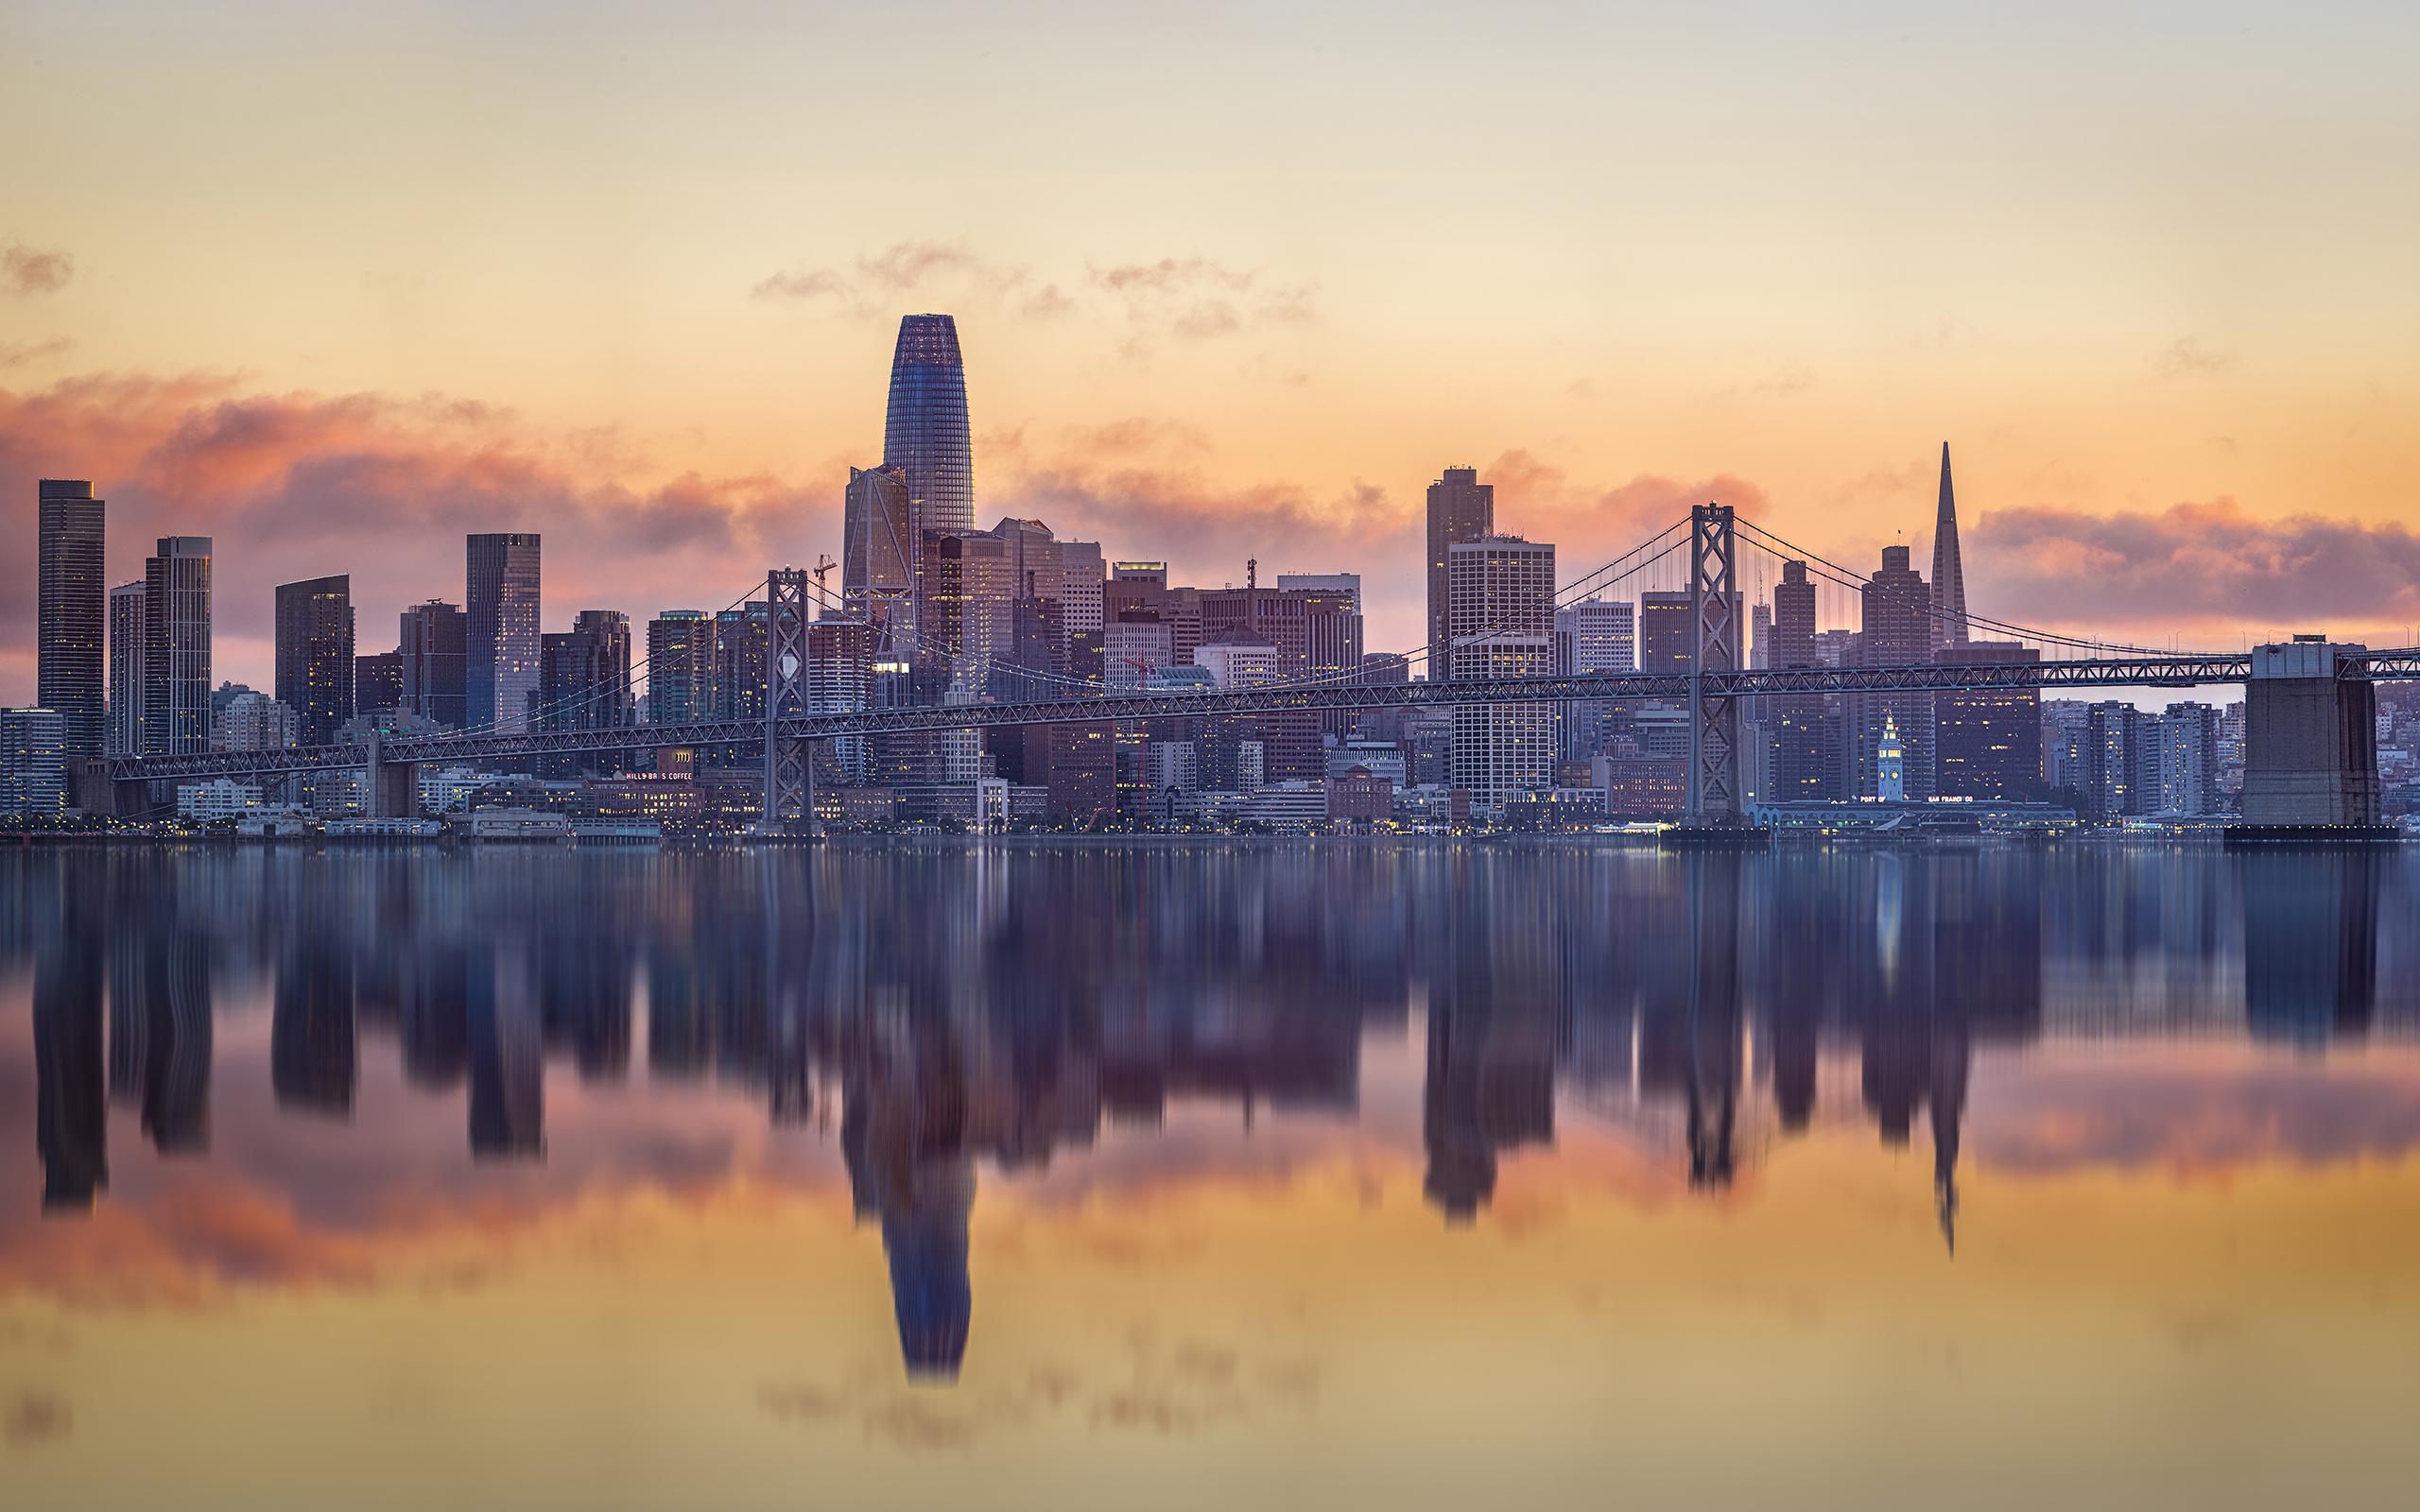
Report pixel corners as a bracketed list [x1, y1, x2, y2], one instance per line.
[2158, 701, 2224, 815]
[142, 537, 213, 756]
[399, 600, 468, 729]
[1426, 467, 1494, 681]
[0, 708, 67, 818]
[1448, 536, 1556, 814]
[108, 582, 145, 758]
[275, 575, 356, 745]
[176, 778, 264, 821]
[1934, 642, 2042, 800]
[36, 480, 106, 763]
[466, 533, 541, 734]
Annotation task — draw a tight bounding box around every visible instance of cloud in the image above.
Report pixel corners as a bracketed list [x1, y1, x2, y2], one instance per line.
[751, 267, 855, 304]
[2152, 336, 2233, 379]
[752, 241, 1043, 319]
[1089, 257, 1318, 355]
[0, 372, 825, 696]
[1970, 499, 2420, 639]
[2, 242, 74, 296]
[0, 337, 74, 368]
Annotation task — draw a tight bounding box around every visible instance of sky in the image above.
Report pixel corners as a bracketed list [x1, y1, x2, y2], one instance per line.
[5, 1, 2419, 698]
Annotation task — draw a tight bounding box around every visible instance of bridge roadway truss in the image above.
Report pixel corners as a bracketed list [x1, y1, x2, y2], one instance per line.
[105, 647, 2420, 787]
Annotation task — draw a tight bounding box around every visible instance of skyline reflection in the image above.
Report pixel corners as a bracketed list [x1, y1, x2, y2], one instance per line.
[5, 843, 2416, 1382]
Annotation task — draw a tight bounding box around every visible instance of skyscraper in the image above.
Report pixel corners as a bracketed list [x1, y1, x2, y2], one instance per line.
[1934, 642, 2041, 799]
[142, 538, 212, 756]
[108, 582, 146, 758]
[1448, 536, 1557, 813]
[1770, 560, 1816, 668]
[354, 652, 405, 720]
[1426, 467, 1494, 681]
[1930, 441, 1968, 650]
[536, 610, 632, 732]
[0, 707, 67, 818]
[275, 575, 356, 745]
[842, 465, 915, 639]
[1850, 545, 1934, 799]
[885, 315, 974, 676]
[399, 600, 468, 729]
[37, 480, 106, 763]
[466, 533, 541, 734]
[646, 610, 717, 725]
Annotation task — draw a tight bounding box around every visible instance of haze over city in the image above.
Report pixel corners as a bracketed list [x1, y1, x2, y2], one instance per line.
[8, 2, 2420, 701]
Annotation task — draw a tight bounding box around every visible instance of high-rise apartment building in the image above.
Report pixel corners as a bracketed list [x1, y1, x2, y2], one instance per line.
[646, 610, 717, 725]
[399, 600, 468, 729]
[142, 537, 213, 756]
[1426, 468, 1494, 681]
[536, 610, 632, 732]
[216, 691, 300, 752]
[354, 652, 405, 720]
[37, 480, 106, 763]
[1448, 536, 1557, 812]
[108, 582, 145, 758]
[275, 575, 355, 745]
[466, 533, 541, 733]
[2158, 701, 2224, 816]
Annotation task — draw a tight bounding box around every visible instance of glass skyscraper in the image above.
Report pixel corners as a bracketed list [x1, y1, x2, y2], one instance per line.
[466, 533, 542, 734]
[883, 314, 973, 537]
[275, 574, 356, 745]
[37, 479, 106, 763]
[142, 537, 212, 756]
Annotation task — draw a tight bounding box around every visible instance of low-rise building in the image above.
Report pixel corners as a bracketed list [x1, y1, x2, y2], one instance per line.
[177, 777, 265, 821]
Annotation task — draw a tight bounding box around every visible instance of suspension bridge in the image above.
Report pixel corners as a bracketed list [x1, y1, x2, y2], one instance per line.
[95, 507, 2420, 833]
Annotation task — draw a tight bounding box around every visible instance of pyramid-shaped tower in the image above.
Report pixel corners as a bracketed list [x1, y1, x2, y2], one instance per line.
[1929, 442, 1968, 649]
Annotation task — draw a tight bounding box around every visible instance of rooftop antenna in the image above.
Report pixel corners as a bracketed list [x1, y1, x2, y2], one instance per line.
[1247, 557, 1258, 589]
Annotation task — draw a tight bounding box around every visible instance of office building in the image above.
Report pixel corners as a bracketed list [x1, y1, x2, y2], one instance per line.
[1426, 468, 1494, 681]
[1639, 588, 1745, 674]
[885, 315, 974, 667]
[1448, 536, 1557, 813]
[1934, 643, 2042, 800]
[843, 465, 915, 634]
[400, 600, 468, 729]
[1930, 442, 1969, 650]
[108, 582, 145, 758]
[1849, 545, 1934, 799]
[1771, 561, 1816, 668]
[1, 707, 67, 818]
[2083, 700, 2156, 818]
[36, 480, 106, 763]
[142, 537, 213, 756]
[466, 532, 541, 734]
[647, 610, 717, 725]
[275, 575, 355, 745]
[1057, 540, 1106, 637]
[919, 529, 1014, 696]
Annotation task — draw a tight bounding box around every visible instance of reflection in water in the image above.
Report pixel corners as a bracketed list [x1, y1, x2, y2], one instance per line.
[5, 842, 2416, 1378]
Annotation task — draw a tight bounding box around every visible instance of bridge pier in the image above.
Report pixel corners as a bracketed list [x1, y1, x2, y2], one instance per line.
[2229, 638, 2388, 843]
[364, 731, 421, 819]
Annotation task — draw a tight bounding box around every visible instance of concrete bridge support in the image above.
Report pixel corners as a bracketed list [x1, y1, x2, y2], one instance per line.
[2234, 638, 2383, 837]
[364, 732, 421, 819]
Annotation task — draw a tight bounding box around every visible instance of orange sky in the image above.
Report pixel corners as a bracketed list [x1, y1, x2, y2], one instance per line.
[6, 3, 2419, 696]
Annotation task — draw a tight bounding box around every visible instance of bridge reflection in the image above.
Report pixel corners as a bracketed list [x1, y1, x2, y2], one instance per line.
[11, 844, 2417, 1377]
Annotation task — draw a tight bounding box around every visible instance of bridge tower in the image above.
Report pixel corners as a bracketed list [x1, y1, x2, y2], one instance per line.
[1685, 503, 1747, 827]
[761, 568, 817, 836]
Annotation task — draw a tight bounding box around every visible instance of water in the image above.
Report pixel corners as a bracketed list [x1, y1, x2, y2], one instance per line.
[2, 840, 2415, 1509]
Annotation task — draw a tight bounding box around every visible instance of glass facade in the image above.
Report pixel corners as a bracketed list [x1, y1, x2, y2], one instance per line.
[275, 574, 356, 745]
[466, 533, 542, 734]
[37, 479, 106, 763]
[142, 537, 213, 756]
